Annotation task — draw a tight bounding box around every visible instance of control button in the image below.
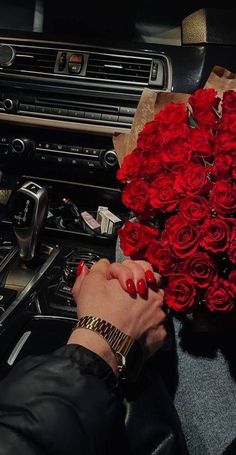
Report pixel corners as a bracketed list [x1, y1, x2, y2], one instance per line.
[52, 144, 67, 151]
[11, 138, 25, 154]
[68, 158, 81, 166]
[11, 138, 35, 156]
[37, 106, 48, 114]
[68, 63, 82, 74]
[57, 282, 72, 296]
[69, 54, 83, 64]
[101, 114, 118, 122]
[68, 110, 84, 118]
[83, 160, 102, 169]
[25, 183, 41, 194]
[119, 107, 136, 116]
[3, 98, 18, 113]
[0, 137, 8, 144]
[0, 146, 9, 156]
[51, 108, 68, 116]
[34, 154, 48, 162]
[118, 115, 133, 124]
[85, 112, 102, 120]
[20, 104, 35, 112]
[103, 150, 118, 167]
[59, 52, 67, 71]
[151, 62, 158, 81]
[68, 145, 82, 153]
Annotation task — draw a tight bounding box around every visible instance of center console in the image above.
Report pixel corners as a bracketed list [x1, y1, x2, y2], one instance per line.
[0, 35, 171, 370]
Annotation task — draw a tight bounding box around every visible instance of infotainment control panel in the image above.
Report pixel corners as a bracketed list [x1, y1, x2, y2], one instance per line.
[0, 123, 120, 187]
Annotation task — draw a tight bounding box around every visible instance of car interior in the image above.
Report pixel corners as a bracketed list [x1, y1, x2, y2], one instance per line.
[0, 2, 236, 454]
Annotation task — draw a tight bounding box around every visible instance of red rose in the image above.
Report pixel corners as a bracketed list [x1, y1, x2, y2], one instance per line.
[228, 240, 236, 265]
[189, 88, 219, 128]
[137, 120, 160, 152]
[205, 279, 236, 312]
[222, 90, 236, 114]
[117, 148, 145, 183]
[122, 179, 150, 215]
[149, 174, 180, 213]
[166, 219, 199, 259]
[143, 152, 164, 182]
[154, 102, 188, 126]
[165, 274, 197, 312]
[210, 181, 236, 216]
[213, 154, 233, 180]
[228, 271, 236, 297]
[161, 214, 185, 242]
[179, 196, 210, 225]
[145, 240, 177, 275]
[174, 163, 211, 196]
[220, 115, 236, 135]
[160, 136, 192, 164]
[191, 127, 214, 159]
[215, 132, 236, 157]
[182, 252, 217, 288]
[118, 220, 158, 258]
[200, 218, 231, 253]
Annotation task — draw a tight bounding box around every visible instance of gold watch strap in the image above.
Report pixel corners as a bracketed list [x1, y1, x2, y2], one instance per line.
[74, 316, 135, 376]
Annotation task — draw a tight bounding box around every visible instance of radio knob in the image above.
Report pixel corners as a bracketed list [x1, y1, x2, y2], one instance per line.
[103, 150, 118, 168]
[0, 44, 15, 67]
[11, 138, 35, 156]
[3, 98, 18, 113]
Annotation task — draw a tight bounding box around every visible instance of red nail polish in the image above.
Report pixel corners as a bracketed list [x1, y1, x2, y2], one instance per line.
[137, 279, 147, 296]
[76, 260, 85, 277]
[126, 279, 136, 295]
[145, 270, 156, 285]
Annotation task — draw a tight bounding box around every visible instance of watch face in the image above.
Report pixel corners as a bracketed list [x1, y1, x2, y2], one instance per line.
[115, 352, 126, 378]
[122, 340, 144, 382]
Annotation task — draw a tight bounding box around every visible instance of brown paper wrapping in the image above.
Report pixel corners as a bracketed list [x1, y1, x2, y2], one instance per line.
[113, 65, 236, 166]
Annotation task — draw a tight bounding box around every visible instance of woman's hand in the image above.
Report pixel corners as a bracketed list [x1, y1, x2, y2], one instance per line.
[68, 259, 166, 374]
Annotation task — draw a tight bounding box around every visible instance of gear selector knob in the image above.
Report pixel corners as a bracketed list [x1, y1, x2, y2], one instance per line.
[12, 182, 48, 264]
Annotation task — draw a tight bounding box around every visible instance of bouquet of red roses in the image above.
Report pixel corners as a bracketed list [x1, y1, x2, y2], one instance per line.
[117, 88, 236, 314]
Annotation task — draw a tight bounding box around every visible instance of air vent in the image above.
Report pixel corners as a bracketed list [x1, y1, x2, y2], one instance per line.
[86, 53, 152, 85]
[0, 45, 57, 75]
[0, 41, 171, 94]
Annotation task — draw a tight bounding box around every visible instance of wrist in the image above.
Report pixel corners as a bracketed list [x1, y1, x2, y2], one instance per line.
[67, 327, 118, 375]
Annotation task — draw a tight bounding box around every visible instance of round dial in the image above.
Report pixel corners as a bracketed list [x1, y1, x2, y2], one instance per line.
[0, 44, 15, 67]
[11, 138, 35, 156]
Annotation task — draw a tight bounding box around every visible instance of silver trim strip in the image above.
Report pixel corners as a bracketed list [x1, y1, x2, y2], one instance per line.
[23, 175, 121, 193]
[33, 315, 77, 322]
[0, 112, 129, 135]
[7, 331, 31, 365]
[0, 247, 18, 274]
[0, 245, 61, 326]
[17, 110, 132, 127]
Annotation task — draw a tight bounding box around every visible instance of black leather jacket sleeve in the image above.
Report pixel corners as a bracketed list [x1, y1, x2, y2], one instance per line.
[0, 345, 131, 455]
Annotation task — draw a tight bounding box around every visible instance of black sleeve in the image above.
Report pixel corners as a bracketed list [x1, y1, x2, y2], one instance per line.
[0, 345, 131, 455]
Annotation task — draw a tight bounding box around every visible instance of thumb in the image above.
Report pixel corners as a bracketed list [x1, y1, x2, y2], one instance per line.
[72, 262, 89, 299]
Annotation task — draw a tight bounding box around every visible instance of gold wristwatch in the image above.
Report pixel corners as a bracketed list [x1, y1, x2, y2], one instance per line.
[74, 315, 143, 381]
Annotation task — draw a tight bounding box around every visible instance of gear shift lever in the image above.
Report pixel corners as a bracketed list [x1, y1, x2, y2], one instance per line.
[12, 182, 48, 264]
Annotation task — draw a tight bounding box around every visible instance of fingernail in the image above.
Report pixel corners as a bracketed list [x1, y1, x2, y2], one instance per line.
[137, 279, 147, 296]
[76, 260, 85, 277]
[145, 270, 156, 285]
[126, 279, 136, 295]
